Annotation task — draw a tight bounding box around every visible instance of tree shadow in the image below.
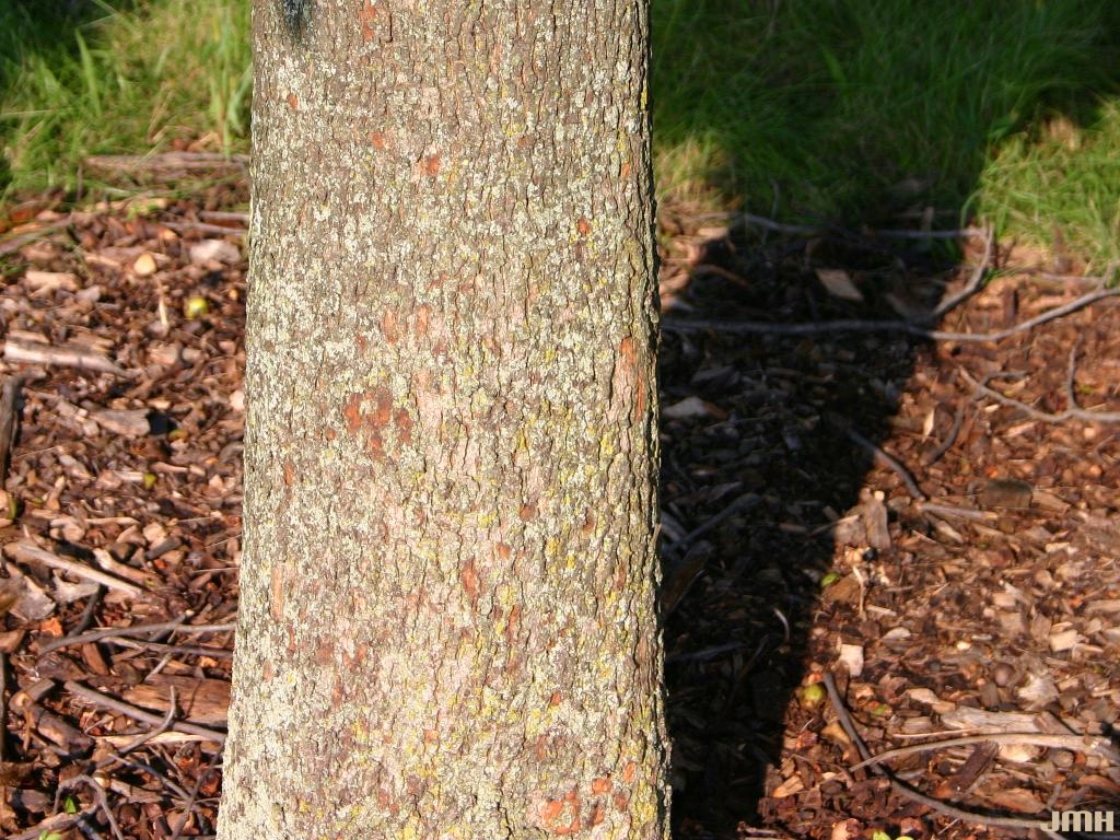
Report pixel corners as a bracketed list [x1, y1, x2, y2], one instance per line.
[652, 2, 1120, 835]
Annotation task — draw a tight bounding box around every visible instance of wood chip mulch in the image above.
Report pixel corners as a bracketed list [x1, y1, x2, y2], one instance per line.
[0, 189, 1117, 840]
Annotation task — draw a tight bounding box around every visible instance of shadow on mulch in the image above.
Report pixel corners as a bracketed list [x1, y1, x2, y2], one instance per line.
[658, 211, 1120, 840]
[658, 220, 960, 836]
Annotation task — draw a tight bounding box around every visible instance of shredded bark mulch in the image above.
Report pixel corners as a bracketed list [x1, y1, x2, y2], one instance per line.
[0, 187, 1117, 840]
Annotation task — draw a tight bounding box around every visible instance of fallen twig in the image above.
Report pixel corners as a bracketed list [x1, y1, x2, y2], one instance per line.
[7, 804, 100, 840]
[663, 492, 761, 559]
[38, 617, 234, 655]
[116, 689, 178, 756]
[663, 285, 1120, 342]
[0, 218, 72, 258]
[0, 375, 23, 483]
[822, 672, 1059, 838]
[4, 541, 147, 598]
[56, 774, 124, 840]
[161, 220, 247, 238]
[923, 403, 964, 466]
[961, 343, 1120, 424]
[932, 226, 993, 319]
[844, 427, 926, 499]
[64, 680, 226, 744]
[852, 731, 1120, 771]
[3, 337, 127, 376]
[696, 210, 987, 241]
[168, 764, 217, 840]
[84, 151, 248, 175]
[916, 501, 998, 522]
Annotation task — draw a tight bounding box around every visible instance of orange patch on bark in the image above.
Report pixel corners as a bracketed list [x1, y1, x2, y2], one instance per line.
[548, 691, 562, 706]
[342, 644, 367, 669]
[370, 130, 386, 150]
[342, 393, 364, 433]
[394, 408, 412, 444]
[380, 311, 399, 344]
[591, 776, 612, 795]
[461, 558, 480, 607]
[269, 564, 285, 621]
[422, 154, 441, 177]
[577, 216, 591, 236]
[496, 541, 512, 560]
[341, 389, 397, 459]
[371, 389, 392, 426]
[357, 0, 377, 42]
[282, 460, 295, 487]
[331, 676, 343, 708]
[519, 503, 536, 522]
[538, 788, 581, 835]
[614, 335, 647, 423]
[286, 92, 298, 110]
[415, 304, 432, 337]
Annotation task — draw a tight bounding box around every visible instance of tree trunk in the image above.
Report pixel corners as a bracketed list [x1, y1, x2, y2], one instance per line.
[218, 2, 667, 838]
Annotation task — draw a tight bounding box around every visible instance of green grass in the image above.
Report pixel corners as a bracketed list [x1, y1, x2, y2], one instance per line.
[1, 0, 1118, 267]
[0, 0, 250, 197]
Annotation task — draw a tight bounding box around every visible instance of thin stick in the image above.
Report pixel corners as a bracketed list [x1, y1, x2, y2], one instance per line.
[822, 672, 1059, 837]
[0, 652, 6, 763]
[7, 805, 100, 840]
[0, 219, 72, 258]
[663, 492, 761, 558]
[160, 221, 247, 238]
[3, 337, 128, 376]
[932, 226, 992, 319]
[923, 403, 964, 466]
[117, 689, 178, 756]
[0, 375, 23, 483]
[696, 210, 987, 241]
[83, 151, 249, 173]
[38, 618, 234, 655]
[917, 502, 997, 522]
[852, 731, 1120, 771]
[64, 680, 226, 744]
[56, 774, 124, 840]
[961, 352, 1120, 425]
[845, 427, 926, 499]
[107, 639, 233, 659]
[5, 541, 146, 597]
[65, 585, 105, 639]
[168, 765, 216, 840]
[663, 285, 1120, 342]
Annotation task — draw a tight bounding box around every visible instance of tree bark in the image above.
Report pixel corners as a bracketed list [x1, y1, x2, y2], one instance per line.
[218, 1, 667, 838]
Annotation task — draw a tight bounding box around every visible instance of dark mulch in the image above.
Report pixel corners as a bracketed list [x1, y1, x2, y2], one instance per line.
[0, 183, 1117, 839]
